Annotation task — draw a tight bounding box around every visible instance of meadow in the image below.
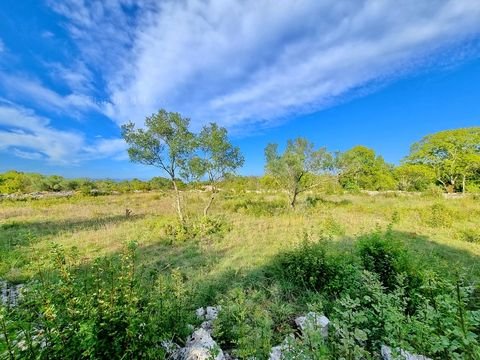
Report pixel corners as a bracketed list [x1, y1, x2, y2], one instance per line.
[1, 189, 480, 358]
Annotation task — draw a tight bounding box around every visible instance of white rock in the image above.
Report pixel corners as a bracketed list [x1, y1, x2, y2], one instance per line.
[269, 335, 295, 360]
[161, 339, 180, 354]
[179, 328, 225, 360]
[205, 306, 221, 321]
[1, 281, 23, 307]
[294, 312, 329, 338]
[269, 346, 283, 360]
[200, 320, 213, 334]
[381, 345, 432, 360]
[196, 307, 206, 319]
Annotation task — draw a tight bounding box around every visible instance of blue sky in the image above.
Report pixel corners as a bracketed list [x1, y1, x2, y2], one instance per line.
[0, 0, 479, 179]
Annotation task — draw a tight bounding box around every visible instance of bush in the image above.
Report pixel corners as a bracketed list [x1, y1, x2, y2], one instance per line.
[274, 237, 358, 297]
[164, 216, 231, 242]
[214, 288, 273, 359]
[226, 196, 286, 216]
[1, 243, 192, 359]
[421, 203, 454, 228]
[422, 184, 444, 198]
[319, 215, 346, 237]
[357, 231, 409, 290]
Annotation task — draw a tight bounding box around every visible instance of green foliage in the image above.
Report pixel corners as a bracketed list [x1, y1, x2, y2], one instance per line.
[357, 230, 411, 290]
[122, 109, 196, 222]
[265, 138, 332, 208]
[164, 216, 231, 242]
[274, 237, 358, 296]
[1, 243, 192, 359]
[225, 196, 286, 216]
[319, 215, 346, 237]
[214, 288, 273, 359]
[395, 163, 436, 191]
[457, 228, 480, 244]
[338, 146, 397, 191]
[407, 127, 480, 193]
[421, 203, 455, 228]
[188, 122, 244, 216]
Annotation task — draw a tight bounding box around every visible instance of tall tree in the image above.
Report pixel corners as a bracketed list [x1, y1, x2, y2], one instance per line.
[394, 163, 436, 191]
[189, 123, 244, 216]
[407, 127, 480, 193]
[265, 138, 331, 208]
[121, 110, 195, 223]
[337, 146, 396, 190]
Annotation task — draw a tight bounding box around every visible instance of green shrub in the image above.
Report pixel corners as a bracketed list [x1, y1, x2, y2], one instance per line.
[1, 243, 192, 359]
[421, 203, 454, 228]
[214, 288, 273, 359]
[422, 184, 444, 198]
[226, 197, 286, 216]
[164, 216, 231, 242]
[320, 215, 346, 237]
[357, 231, 409, 290]
[274, 237, 358, 297]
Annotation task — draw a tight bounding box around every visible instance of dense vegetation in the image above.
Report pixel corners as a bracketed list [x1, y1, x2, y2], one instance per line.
[1, 189, 480, 358]
[1, 122, 479, 358]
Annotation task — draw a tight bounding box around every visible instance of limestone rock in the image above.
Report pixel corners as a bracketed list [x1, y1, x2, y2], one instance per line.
[381, 345, 432, 360]
[294, 312, 329, 338]
[205, 306, 221, 321]
[1, 280, 23, 307]
[268, 335, 295, 360]
[176, 328, 225, 360]
[196, 307, 206, 319]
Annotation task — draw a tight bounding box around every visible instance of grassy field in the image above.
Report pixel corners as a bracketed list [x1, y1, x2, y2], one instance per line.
[0, 193, 480, 281]
[1, 190, 480, 358]
[1, 190, 479, 283]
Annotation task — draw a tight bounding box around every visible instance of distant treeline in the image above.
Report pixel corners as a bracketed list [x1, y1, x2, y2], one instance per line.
[2, 126, 480, 196]
[0, 171, 180, 195]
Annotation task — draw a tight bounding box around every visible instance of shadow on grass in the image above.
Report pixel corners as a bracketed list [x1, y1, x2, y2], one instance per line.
[0, 214, 144, 249]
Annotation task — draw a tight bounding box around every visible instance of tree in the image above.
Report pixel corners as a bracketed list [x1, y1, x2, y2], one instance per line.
[337, 146, 396, 190]
[394, 163, 436, 191]
[406, 127, 480, 193]
[121, 110, 195, 223]
[265, 138, 331, 208]
[0, 171, 27, 194]
[189, 123, 244, 216]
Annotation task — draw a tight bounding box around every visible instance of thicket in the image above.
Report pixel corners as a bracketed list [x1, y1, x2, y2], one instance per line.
[3, 230, 479, 359]
[215, 230, 480, 359]
[1, 243, 193, 359]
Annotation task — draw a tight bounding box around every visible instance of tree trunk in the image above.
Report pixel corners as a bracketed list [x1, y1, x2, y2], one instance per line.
[171, 180, 184, 224]
[203, 186, 216, 217]
[462, 174, 466, 195]
[290, 189, 298, 209]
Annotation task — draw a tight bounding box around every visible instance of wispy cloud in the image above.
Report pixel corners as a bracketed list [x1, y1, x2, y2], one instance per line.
[0, 73, 99, 115]
[50, 0, 480, 131]
[0, 101, 126, 164]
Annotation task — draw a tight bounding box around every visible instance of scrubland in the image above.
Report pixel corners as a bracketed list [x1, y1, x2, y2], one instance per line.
[1, 190, 479, 358]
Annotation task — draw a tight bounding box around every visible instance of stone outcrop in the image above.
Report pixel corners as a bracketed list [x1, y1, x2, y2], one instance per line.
[173, 328, 225, 360]
[381, 345, 432, 360]
[294, 312, 330, 338]
[268, 313, 330, 359]
[1, 280, 23, 307]
[167, 306, 224, 360]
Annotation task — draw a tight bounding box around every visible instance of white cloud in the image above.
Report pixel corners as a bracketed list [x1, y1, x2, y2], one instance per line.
[0, 73, 100, 115]
[46, 61, 95, 93]
[51, 0, 480, 131]
[0, 101, 127, 164]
